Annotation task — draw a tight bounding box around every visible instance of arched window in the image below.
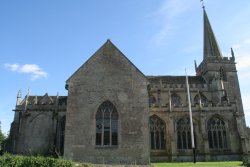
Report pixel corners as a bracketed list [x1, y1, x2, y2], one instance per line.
[149, 95, 156, 107]
[96, 101, 118, 146]
[207, 117, 227, 149]
[177, 117, 196, 149]
[150, 115, 166, 150]
[171, 93, 182, 107]
[194, 93, 208, 106]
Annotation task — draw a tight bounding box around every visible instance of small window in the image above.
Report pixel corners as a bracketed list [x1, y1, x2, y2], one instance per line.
[149, 95, 156, 107]
[194, 92, 208, 106]
[96, 101, 118, 146]
[171, 93, 182, 107]
[219, 67, 227, 81]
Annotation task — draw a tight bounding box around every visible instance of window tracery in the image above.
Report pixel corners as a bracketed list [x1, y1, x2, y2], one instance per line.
[176, 117, 196, 149]
[150, 115, 166, 150]
[171, 93, 182, 107]
[96, 101, 118, 146]
[194, 93, 208, 106]
[207, 117, 227, 149]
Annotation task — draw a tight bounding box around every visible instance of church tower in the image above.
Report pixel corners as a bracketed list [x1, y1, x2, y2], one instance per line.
[196, 8, 243, 111]
[196, 8, 248, 157]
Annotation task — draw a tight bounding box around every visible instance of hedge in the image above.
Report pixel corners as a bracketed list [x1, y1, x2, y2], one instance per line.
[0, 154, 74, 167]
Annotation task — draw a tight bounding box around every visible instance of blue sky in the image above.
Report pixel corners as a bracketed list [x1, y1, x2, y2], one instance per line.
[1, 0, 250, 134]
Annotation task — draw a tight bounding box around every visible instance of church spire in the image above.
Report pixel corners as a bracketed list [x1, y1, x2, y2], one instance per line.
[203, 8, 222, 60]
[16, 89, 22, 106]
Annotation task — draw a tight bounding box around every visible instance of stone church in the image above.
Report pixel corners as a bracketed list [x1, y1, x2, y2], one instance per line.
[6, 9, 250, 164]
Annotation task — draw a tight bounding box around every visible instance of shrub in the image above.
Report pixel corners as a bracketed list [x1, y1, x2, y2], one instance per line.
[0, 154, 74, 167]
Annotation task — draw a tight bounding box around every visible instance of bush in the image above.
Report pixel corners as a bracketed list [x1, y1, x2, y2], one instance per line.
[0, 154, 74, 167]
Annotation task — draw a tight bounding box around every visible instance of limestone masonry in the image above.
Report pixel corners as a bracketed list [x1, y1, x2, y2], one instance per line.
[5, 9, 250, 164]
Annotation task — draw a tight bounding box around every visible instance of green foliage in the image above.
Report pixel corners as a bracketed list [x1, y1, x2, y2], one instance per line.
[0, 130, 6, 146]
[152, 161, 243, 167]
[0, 154, 74, 167]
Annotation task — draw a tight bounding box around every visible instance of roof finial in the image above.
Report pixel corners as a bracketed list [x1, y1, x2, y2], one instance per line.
[16, 89, 22, 105]
[231, 47, 235, 61]
[200, 0, 205, 9]
[194, 60, 198, 72]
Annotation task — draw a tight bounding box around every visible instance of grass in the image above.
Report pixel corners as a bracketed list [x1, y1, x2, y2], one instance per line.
[152, 161, 244, 167]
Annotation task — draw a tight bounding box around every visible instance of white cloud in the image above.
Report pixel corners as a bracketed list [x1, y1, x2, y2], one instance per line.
[4, 63, 48, 80]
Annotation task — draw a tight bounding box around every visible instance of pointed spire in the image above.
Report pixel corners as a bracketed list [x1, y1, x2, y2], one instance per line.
[231, 47, 235, 61]
[194, 60, 198, 72]
[34, 96, 38, 104]
[16, 89, 22, 105]
[203, 8, 222, 59]
[24, 89, 30, 110]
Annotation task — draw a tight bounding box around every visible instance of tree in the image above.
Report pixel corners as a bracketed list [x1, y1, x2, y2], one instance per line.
[0, 121, 6, 150]
[0, 131, 5, 145]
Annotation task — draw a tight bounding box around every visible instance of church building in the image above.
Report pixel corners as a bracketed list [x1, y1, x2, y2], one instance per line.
[6, 9, 250, 164]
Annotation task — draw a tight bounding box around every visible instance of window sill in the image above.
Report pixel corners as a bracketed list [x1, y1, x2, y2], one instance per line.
[95, 145, 118, 149]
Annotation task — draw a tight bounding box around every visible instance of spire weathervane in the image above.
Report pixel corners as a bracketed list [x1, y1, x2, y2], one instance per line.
[200, 0, 205, 9]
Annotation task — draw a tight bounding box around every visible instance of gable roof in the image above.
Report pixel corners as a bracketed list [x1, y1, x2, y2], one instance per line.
[66, 39, 148, 83]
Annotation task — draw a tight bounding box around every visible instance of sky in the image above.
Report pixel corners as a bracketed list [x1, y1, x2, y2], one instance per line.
[0, 0, 250, 134]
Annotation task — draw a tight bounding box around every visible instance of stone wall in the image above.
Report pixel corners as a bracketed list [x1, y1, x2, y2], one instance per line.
[64, 40, 150, 164]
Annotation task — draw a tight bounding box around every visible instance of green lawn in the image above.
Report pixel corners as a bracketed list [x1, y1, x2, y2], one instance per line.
[152, 161, 244, 167]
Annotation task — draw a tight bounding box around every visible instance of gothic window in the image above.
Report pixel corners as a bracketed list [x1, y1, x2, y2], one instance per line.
[219, 67, 227, 81]
[149, 95, 156, 107]
[59, 116, 66, 154]
[157, 90, 161, 105]
[177, 117, 196, 149]
[194, 93, 208, 106]
[171, 93, 182, 107]
[207, 117, 227, 149]
[96, 101, 118, 146]
[150, 115, 166, 150]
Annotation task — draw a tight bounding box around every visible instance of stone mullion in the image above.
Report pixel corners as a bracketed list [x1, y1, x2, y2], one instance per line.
[109, 111, 112, 146]
[211, 130, 214, 149]
[181, 130, 183, 149]
[159, 130, 162, 149]
[101, 111, 104, 146]
[216, 129, 219, 149]
[221, 125, 225, 149]
[185, 131, 188, 149]
[154, 130, 156, 149]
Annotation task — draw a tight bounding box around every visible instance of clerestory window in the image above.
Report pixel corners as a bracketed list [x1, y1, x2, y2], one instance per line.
[96, 101, 118, 146]
[194, 93, 208, 106]
[171, 93, 182, 107]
